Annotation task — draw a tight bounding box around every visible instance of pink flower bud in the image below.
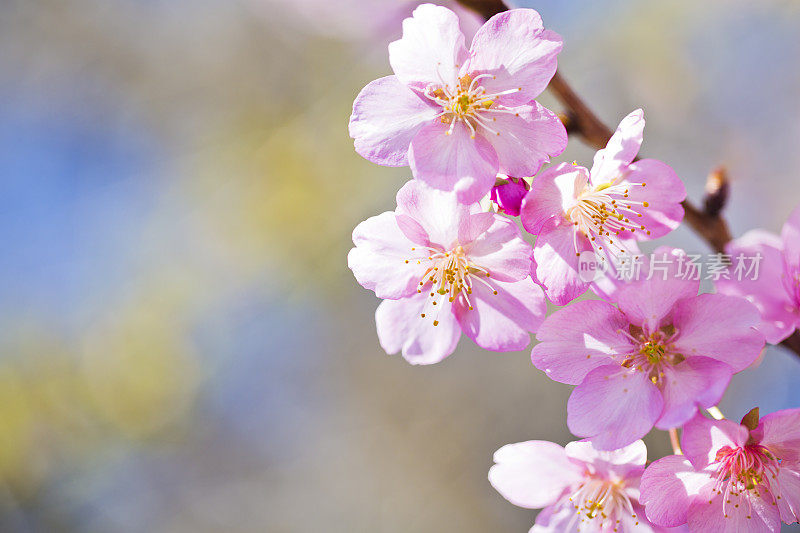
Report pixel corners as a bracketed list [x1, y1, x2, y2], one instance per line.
[490, 176, 529, 217]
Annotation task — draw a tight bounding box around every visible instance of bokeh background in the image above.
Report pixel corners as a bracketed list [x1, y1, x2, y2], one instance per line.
[1, 0, 800, 531]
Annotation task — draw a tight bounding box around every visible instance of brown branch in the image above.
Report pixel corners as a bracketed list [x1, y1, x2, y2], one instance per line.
[683, 168, 733, 254]
[550, 71, 733, 254]
[782, 331, 800, 356]
[548, 72, 616, 150]
[550, 76, 800, 357]
[552, 72, 798, 357]
[703, 166, 730, 217]
[456, 0, 800, 359]
[453, 0, 507, 20]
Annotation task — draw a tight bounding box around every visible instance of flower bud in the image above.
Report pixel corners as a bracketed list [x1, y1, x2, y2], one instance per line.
[490, 176, 529, 217]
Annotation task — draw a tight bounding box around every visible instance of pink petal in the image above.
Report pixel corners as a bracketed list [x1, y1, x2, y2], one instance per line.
[349, 75, 439, 166]
[564, 439, 647, 480]
[717, 230, 798, 343]
[457, 211, 495, 245]
[590, 109, 645, 182]
[614, 260, 700, 331]
[589, 240, 645, 301]
[532, 218, 592, 306]
[781, 206, 800, 330]
[531, 299, 633, 385]
[782, 204, 800, 270]
[465, 9, 561, 106]
[671, 293, 764, 373]
[567, 365, 664, 450]
[529, 502, 572, 533]
[455, 277, 546, 352]
[624, 503, 671, 533]
[394, 213, 431, 247]
[640, 455, 711, 527]
[388, 4, 468, 88]
[621, 159, 686, 239]
[775, 466, 800, 524]
[375, 293, 460, 365]
[408, 120, 499, 204]
[489, 440, 582, 509]
[687, 489, 780, 533]
[680, 413, 749, 470]
[520, 162, 582, 236]
[655, 357, 733, 430]
[756, 407, 800, 464]
[484, 102, 567, 179]
[394, 179, 474, 250]
[349, 212, 429, 299]
[467, 215, 533, 282]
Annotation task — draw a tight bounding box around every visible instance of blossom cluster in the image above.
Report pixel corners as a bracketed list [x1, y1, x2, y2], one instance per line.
[346, 4, 800, 531]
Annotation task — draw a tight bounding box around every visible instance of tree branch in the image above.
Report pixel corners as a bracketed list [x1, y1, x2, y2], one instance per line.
[548, 72, 616, 150]
[457, 0, 800, 359]
[453, 0, 507, 19]
[550, 71, 733, 254]
[782, 331, 800, 356]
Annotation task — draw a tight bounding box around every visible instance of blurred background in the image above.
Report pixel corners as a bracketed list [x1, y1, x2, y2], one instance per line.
[1, 0, 799, 531]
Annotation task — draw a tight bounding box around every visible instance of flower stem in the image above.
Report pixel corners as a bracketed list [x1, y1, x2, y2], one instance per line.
[668, 428, 683, 455]
[707, 406, 725, 420]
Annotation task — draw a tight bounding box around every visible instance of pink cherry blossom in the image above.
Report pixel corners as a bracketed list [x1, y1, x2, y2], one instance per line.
[716, 205, 800, 344]
[530, 248, 764, 450]
[348, 180, 547, 364]
[490, 439, 683, 532]
[640, 408, 800, 532]
[520, 109, 686, 305]
[349, 5, 567, 203]
[490, 176, 529, 217]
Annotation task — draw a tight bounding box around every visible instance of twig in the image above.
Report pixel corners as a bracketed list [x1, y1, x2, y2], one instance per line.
[782, 331, 800, 356]
[457, 0, 800, 359]
[549, 71, 734, 254]
[453, 0, 507, 19]
[552, 73, 800, 359]
[548, 72, 616, 151]
[703, 166, 729, 217]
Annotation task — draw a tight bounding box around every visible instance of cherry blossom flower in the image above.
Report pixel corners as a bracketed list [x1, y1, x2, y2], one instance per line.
[716, 205, 800, 344]
[490, 176, 529, 216]
[640, 408, 800, 532]
[348, 180, 547, 364]
[349, 5, 567, 203]
[520, 109, 686, 305]
[490, 439, 681, 532]
[530, 248, 764, 450]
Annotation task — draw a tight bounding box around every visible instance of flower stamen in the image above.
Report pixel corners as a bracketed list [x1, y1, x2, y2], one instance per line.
[710, 444, 782, 516]
[568, 477, 637, 530]
[422, 73, 521, 138]
[617, 326, 682, 386]
[567, 179, 650, 258]
[409, 243, 498, 322]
